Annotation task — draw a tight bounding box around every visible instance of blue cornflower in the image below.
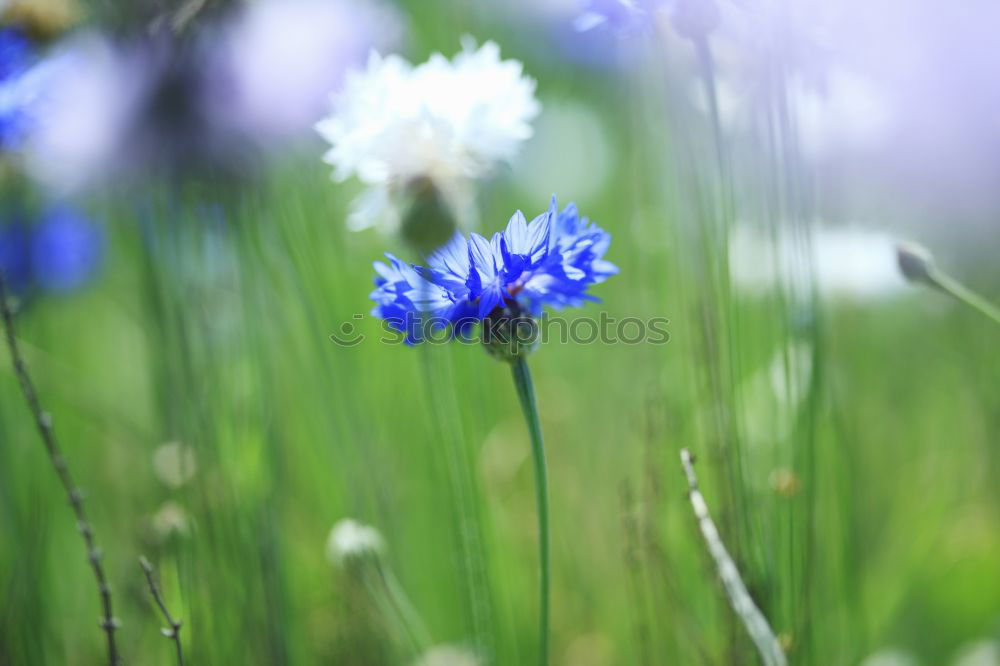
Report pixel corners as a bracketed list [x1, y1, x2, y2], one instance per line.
[0, 205, 104, 297]
[0, 28, 31, 80]
[0, 221, 31, 292]
[574, 0, 656, 33]
[32, 207, 104, 292]
[0, 27, 35, 149]
[573, 0, 719, 42]
[370, 197, 617, 346]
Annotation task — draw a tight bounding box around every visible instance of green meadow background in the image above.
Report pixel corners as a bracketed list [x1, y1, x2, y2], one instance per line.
[2, 1, 999, 664]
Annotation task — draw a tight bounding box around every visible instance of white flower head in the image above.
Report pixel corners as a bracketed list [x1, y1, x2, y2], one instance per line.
[151, 501, 191, 540]
[326, 518, 384, 566]
[21, 33, 150, 194]
[316, 37, 540, 232]
[152, 441, 198, 488]
[729, 223, 908, 302]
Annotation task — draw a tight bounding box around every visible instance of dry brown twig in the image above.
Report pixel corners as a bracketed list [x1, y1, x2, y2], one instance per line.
[0, 272, 120, 664]
[680, 448, 787, 666]
[139, 556, 185, 666]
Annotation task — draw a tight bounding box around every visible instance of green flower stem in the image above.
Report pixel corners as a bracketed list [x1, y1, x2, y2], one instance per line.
[931, 270, 1000, 327]
[510, 357, 550, 666]
[372, 560, 434, 655]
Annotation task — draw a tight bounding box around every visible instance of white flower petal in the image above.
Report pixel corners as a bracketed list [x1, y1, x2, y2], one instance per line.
[317, 39, 540, 233]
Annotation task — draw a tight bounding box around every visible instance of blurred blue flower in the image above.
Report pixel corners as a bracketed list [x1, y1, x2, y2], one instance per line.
[573, 0, 718, 41]
[540, 0, 717, 71]
[574, 0, 655, 33]
[0, 205, 103, 297]
[0, 27, 34, 149]
[0, 28, 31, 80]
[370, 198, 617, 343]
[23, 0, 402, 193]
[0, 222, 32, 292]
[31, 207, 104, 292]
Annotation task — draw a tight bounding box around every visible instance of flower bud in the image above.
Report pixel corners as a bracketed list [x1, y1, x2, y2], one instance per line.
[326, 519, 384, 567]
[895, 241, 937, 286]
[480, 302, 540, 362]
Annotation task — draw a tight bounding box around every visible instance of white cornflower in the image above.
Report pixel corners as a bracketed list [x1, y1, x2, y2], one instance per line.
[729, 223, 908, 302]
[151, 501, 191, 540]
[316, 37, 540, 232]
[326, 518, 384, 566]
[21, 34, 148, 194]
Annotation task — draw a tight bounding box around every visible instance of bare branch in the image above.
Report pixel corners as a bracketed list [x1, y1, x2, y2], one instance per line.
[139, 556, 185, 666]
[0, 273, 121, 664]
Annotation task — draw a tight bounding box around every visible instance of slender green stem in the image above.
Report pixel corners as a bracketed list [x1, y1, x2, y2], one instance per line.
[375, 561, 434, 654]
[930, 271, 1000, 326]
[510, 357, 550, 666]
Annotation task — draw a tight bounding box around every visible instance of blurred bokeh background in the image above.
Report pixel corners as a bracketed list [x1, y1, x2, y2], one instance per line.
[1, 0, 998, 664]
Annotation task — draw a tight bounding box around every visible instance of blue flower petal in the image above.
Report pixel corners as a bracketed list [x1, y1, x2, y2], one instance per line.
[368, 197, 615, 346]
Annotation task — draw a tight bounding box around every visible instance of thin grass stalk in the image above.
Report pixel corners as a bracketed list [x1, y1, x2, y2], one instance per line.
[619, 482, 654, 666]
[680, 449, 786, 666]
[897, 242, 1000, 325]
[356, 558, 432, 659]
[376, 561, 435, 652]
[0, 272, 120, 665]
[931, 271, 1000, 326]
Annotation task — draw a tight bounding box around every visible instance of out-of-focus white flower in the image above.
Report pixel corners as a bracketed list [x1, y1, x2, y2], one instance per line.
[21, 34, 148, 194]
[208, 0, 402, 141]
[26, 11, 400, 193]
[952, 641, 1000, 666]
[768, 467, 801, 497]
[859, 649, 919, 666]
[151, 500, 191, 539]
[790, 68, 893, 161]
[152, 441, 197, 488]
[326, 518, 384, 566]
[688, 64, 891, 162]
[316, 37, 540, 232]
[729, 224, 908, 301]
[411, 645, 482, 666]
[513, 98, 612, 203]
